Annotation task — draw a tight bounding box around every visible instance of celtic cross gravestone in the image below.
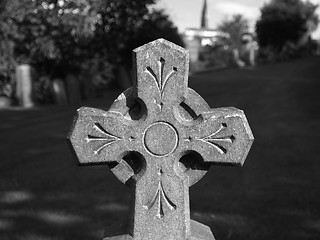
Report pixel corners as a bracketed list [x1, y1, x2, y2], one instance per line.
[67, 39, 254, 240]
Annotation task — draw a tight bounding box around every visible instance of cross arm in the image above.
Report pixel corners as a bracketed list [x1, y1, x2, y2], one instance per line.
[188, 107, 254, 166]
[67, 107, 137, 167]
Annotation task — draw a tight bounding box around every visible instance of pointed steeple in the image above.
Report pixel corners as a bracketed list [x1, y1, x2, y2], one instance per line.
[201, 0, 208, 28]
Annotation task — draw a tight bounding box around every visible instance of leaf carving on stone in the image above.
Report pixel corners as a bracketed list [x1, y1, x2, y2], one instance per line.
[143, 169, 176, 218]
[145, 57, 178, 101]
[85, 122, 122, 155]
[197, 123, 235, 155]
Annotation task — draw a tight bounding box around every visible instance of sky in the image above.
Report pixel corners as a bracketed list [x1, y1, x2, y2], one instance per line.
[155, 0, 320, 39]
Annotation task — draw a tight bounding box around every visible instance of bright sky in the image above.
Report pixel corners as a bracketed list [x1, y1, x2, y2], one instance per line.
[155, 0, 320, 39]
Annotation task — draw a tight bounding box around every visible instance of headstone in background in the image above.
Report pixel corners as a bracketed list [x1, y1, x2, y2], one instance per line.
[66, 74, 81, 104]
[68, 39, 254, 240]
[16, 64, 34, 107]
[52, 79, 68, 105]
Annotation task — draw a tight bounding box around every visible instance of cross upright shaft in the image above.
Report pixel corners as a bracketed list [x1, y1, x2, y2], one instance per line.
[67, 39, 254, 240]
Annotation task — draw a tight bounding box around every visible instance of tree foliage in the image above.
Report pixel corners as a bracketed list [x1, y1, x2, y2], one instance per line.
[0, 0, 104, 78]
[0, 0, 183, 84]
[217, 14, 249, 49]
[256, 0, 318, 50]
[125, 9, 184, 66]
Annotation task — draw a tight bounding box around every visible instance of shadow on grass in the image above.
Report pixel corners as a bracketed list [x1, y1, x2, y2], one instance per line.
[0, 189, 130, 240]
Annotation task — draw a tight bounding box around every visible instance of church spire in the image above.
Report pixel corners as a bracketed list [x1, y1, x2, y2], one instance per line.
[201, 0, 208, 28]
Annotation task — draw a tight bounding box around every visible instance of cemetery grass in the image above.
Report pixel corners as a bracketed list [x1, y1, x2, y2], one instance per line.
[0, 56, 320, 240]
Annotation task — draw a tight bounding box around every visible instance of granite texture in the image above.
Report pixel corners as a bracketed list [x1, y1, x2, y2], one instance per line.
[67, 39, 254, 240]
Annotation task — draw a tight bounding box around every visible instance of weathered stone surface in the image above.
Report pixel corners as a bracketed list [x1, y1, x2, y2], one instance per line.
[67, 39, 254, 240]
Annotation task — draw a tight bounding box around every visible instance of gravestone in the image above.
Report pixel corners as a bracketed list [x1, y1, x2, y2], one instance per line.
[67, 39, 254, 240]
[16, 64, 34, 107]
[52, 79, 68, 105]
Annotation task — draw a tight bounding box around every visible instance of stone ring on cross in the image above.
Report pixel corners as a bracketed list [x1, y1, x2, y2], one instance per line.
[67, 39, 254, 240]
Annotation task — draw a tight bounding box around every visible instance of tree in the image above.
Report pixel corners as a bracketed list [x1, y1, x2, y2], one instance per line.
[122, 9, 184, 68]
[1, 0, 183, 72]
[0, 0, 157, 77]
[136, 9, 184, 47]
[0, 0, 8, 13]
[0, 0, 184, 97]
[217, 14, 249, 49]
[0, 0, 102, 77]
[256, 0, 318, 51]
[92, 0, 156, 68]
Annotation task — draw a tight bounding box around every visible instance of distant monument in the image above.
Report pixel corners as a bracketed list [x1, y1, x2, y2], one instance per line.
[183, 0, 229, 70]
[233, 32, 258, 68]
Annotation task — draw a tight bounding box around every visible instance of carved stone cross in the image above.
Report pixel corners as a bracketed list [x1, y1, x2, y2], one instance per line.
[67, 39, 254, 240]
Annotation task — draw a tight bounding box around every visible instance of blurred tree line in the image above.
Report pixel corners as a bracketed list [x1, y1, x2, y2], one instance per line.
[256, 0, 319, 62]
[214, 0, 319, 66]
[0, 0, 184, 101]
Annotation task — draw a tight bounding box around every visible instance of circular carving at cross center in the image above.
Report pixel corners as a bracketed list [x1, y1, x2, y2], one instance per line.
[143, 122, 178, 156]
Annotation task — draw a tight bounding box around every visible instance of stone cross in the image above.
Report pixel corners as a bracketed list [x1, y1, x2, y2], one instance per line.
[67, 39, 254, 240]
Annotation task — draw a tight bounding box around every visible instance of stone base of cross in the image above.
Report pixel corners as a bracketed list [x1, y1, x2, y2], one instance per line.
[68, 39, 254, 240]
[103, 219, 214, 240]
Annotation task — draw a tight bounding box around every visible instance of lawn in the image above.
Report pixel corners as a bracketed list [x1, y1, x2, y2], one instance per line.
[0, 56, 320, 240]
